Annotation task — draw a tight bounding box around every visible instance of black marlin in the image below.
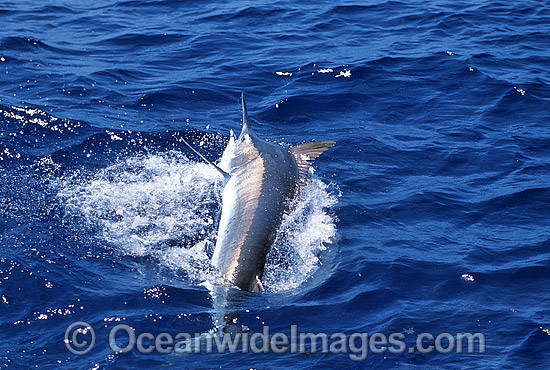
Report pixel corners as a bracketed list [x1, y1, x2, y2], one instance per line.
[184, 94, 334, 292]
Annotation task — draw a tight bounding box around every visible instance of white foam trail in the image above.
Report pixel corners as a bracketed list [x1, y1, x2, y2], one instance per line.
[57, 151, 338, 292]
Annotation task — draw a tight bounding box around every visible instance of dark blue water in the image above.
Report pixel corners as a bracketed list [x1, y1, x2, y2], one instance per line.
[1, 0, 549, 368]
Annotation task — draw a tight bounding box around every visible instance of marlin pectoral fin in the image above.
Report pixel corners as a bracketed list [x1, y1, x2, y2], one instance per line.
[181, 138, 231, 180]
[290, 140, 336, 187]
[251, 276, 264, 293]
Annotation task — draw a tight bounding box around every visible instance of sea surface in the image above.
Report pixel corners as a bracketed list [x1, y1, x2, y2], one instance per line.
[1, 0, 549, 369]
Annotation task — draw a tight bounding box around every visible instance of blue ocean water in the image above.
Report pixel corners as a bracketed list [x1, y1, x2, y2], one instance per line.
[1, 0, 549, 368]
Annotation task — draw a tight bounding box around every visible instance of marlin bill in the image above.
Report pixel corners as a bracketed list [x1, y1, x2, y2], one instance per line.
[184, 94, 335, 292]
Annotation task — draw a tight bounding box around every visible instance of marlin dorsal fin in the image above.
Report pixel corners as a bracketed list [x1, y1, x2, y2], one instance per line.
[290, 141, 335, 188]
[181, 138, 231, 181]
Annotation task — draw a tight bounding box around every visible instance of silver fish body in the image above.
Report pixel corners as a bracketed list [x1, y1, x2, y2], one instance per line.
[211, 94, 334, 292]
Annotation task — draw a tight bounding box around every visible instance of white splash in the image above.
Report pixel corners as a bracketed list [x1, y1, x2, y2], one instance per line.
[335, 69, 351, 78]
[58, 151, 338, 292]
[264, 175, 338, 293]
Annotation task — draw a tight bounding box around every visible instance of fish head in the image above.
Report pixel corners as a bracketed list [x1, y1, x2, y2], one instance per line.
[219, 128, 259, 173]
[219, 93, 261, 173]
